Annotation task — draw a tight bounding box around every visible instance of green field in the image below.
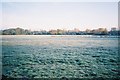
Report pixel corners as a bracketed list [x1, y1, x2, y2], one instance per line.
[2, 35, 119, 79]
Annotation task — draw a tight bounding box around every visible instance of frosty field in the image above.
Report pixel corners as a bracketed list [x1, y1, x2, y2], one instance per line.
[2, 35, 119, 79]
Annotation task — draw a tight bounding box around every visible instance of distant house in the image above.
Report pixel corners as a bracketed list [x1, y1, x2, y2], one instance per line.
[49, 30, 57, 35]
[111, 27, 117, 31]
[109, 27, 119, 35]
[91, 28, 108, 35]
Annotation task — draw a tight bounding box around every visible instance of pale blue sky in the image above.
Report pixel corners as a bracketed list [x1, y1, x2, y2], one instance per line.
[1, 0, 119, 2]
[1, 2, 118, 31]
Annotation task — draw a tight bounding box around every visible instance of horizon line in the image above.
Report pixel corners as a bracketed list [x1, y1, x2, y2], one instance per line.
[1, 27, 119, 31]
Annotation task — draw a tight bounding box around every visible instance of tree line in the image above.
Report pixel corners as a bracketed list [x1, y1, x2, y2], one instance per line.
[0, 27, 120, 35]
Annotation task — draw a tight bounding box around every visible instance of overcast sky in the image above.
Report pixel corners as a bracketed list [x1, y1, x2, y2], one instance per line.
[1, 2, 118, 31]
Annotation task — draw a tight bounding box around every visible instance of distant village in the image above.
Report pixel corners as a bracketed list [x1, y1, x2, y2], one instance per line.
[0, 27, 120, 35]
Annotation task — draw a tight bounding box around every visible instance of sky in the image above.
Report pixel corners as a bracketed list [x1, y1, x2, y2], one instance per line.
[1, 1, 118, 31]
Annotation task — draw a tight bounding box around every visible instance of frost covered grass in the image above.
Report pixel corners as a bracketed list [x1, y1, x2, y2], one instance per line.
[2, 35, 119, 79]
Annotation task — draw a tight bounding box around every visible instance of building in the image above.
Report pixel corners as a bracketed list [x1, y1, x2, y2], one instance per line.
[111, 27, 117, 31]
[49, 30, 57, 35]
